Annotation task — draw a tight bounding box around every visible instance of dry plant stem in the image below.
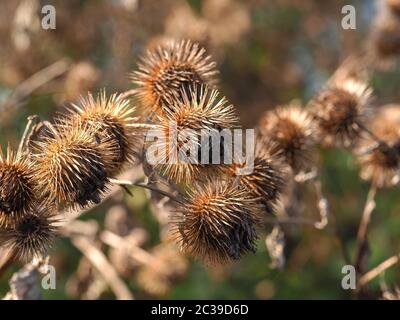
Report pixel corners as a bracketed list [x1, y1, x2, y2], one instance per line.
[140, 159, 178, 235]
[128, 123, 154, 129]
[0, 59, 71, 123]
[290, 170, 351, 264]
[1, 169, 144, 282]
[17, 115, 39, 156]
[42, 120, 58, 135]
[289, 169, 328, 229]
[135, 182, 184, 205]
[359, 254, 400, 288]
[67, 221, 168, 278]
[265, 180, 328, 228]
[110, 179, 184, 205]
[294, 168, 318, 183]
[306, 168, 349, 263]
[100, 230, 156, 266]
[357, 183, 377, 243]
[71, 236, 134, 300]
[355, 182, 377, 271]
[301, 172, 349, 264]
[63, 220, 99, 238]
[313, 179, 329, 229]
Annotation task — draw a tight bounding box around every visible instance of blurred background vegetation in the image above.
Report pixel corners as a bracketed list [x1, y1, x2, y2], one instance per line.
[1, 0, 400, 299]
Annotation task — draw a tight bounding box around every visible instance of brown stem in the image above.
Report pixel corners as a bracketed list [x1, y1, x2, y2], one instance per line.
[313, 179, 329, 230]
[100, 230, 156, 266]
[110, 179, 184, 205]
[128, 123, 155, 129]
[359, 254, 400, 288]
[17, 115, 39, 156]
[71, 236, 134, 300]
[0, 59, 71, 124]
[354, 183, 377, 272]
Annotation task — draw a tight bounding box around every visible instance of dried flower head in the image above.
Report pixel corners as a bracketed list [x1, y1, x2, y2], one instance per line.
[64, 91, 142, 176]
[171, 181, 262, 264]
[224, 141, 288, 209]
[0, 145, 35, 227]
[358, 106, 400, 187]
[0, 207, 59, 261]
[308, 79, 373, 147]
[131, 40, 218, 115]
[258, 103, 316, 172]
[136, 243, 188, 296]
[32, 123, 114, 209]
[149, 86, 238, 183]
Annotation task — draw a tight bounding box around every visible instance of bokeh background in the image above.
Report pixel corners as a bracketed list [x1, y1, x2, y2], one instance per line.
[1, 0, 400, 299]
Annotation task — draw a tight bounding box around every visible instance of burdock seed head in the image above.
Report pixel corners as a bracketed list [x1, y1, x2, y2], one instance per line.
[149, 85, 238, 184]
[131, 39, 218, 115]
[258, 103, 316, 173]
[171, 181, 262, 264]
[0, 206, 59, 261]
[0, 145, 35, 227]
[358, 106, 400, 187]
[224, 141, 288, 209]
[64, 91, 142, 176]
[32, 122, 114, 209]
[308, 78, 373, 147]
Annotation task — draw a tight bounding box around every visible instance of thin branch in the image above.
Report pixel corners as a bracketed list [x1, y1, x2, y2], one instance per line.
[357, 184, 377, 243]
[294, 168, 318, 183]
[17, 115, 39, 156]
[271, 172, 328, 230]
[110, 179, 184, 205]
[0, 59, 71, 124]
[354, 183, 377, 271]
[313, 179, 329, 230]
[71, 236, 134, 300]
[100, 230, 156, 266]
[359, 254, 400, 287]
